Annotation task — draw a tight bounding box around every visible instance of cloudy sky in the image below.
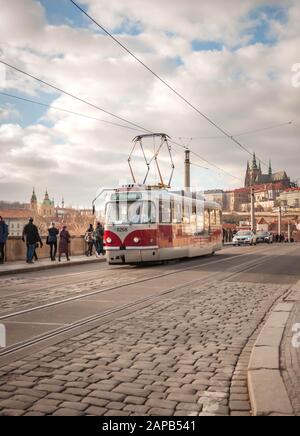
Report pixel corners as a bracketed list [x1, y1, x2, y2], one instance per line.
[0, 0, 299, 207]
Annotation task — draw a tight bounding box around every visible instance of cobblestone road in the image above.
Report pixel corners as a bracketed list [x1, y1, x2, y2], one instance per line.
[0, 269, 154, 316]
[0, 280, 289, 416]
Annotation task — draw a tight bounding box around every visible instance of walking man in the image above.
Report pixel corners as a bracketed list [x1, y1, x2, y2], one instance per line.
[0, 216, 9, 264]
[22, 218, 43, 264]
[94, 222, 105, 257]
[47, 222, 59, 261]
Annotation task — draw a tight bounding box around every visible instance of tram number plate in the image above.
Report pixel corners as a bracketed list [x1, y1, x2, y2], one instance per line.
[116, 227, 128, 232]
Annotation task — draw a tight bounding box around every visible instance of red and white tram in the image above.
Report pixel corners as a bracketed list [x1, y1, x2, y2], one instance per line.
[104, 185, 222, 265]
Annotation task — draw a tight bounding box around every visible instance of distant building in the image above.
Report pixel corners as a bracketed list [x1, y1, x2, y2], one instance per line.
[224, 188, 250, 212]
[204, 190, 227, 209]
[257, 217, 269, 232]
[40, 190, 55, 217]
[245, 154, 292, 188]
[30, 188, 38, 213]
[278, 188, 300, 208]
[0, 210, 34, 237]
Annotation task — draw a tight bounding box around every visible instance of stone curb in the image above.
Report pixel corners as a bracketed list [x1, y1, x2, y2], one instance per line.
[0, 257, 105, 277]
[247, 281, 300, 416]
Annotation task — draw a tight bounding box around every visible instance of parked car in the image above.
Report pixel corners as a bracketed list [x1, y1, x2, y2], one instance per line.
[256, 231, 273, 244]
[232, 230, 257, 246]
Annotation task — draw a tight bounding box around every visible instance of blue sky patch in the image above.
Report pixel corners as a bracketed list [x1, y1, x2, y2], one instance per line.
[0, 90, 58, 127]
[191, 40, 223, 52]
[245, 4, 288, 45]
[39, 0, 89, 28]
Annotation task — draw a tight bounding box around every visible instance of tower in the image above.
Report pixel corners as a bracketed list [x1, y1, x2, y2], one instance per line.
[41, 189, 55, 217]
[245, 161, 251, 187]
[30, 188, 38, 212]
[268, 160, 272, 177]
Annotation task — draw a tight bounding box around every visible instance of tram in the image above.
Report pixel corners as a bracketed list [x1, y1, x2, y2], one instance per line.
[104, 185, 222, 265]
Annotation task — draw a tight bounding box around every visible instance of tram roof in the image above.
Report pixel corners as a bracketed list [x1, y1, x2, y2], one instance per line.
[107, 186, 221, 210]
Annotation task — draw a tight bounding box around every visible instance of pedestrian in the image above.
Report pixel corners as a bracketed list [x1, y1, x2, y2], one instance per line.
[47, 222, 59, 261]
[22, 218, 43, 264]
[94, 222, 105, 257]
[85, 224, 94, 256]
[280, 233, 284, 243]
[58, 225, 71, 261]
[0, 216, 9, 264]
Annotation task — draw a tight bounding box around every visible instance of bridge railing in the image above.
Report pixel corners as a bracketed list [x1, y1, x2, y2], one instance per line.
[4, 236, 86, 262]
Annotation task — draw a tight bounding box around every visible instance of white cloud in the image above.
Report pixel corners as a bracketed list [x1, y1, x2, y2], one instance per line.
[0, 0, 299, 205]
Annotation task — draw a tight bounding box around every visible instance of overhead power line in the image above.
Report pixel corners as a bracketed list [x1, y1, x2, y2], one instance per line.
[175, 121, 294, 140]
[0, 60, 241, 181]
[0, 92, 143, 132]
[0, 60, 152, 134]
[69, 0, 268, 167]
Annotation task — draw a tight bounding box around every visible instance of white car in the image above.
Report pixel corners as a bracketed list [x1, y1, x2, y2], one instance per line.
[232, 230, 257, 246]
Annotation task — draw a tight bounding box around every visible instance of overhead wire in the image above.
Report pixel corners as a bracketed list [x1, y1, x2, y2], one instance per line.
[69, 0, 268, 167]
[0, 60, 241, 181]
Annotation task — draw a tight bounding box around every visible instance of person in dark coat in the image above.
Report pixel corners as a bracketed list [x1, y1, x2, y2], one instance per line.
[59, 226, 71, 261]
[47, 222, 59, 261]
[22, 218, 43, 264]
[0, 216, 9, 264]
[94, 222, 105, 256]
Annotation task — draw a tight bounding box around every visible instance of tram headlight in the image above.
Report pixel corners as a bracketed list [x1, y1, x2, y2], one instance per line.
[133, 237, 140, 244]
[106, 237, 112, 244]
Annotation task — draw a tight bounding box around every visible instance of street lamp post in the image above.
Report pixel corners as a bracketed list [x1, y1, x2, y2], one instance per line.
[250, 187, 256, 233]
[274, 205, 288, 242]
[278, 205, 282, 236]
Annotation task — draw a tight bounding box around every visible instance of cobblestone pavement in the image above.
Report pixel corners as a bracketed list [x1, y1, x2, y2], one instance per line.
[0, 268, 163, 316]
[0, 280, 289, 416]
[281, 301, 300, 415]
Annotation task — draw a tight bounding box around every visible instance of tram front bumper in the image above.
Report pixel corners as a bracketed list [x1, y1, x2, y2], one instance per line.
[106, 247, 159, 264]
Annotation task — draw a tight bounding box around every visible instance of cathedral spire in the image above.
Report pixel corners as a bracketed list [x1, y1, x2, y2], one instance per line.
[252, 153, 257, 170]
[268, 160, 272, 176]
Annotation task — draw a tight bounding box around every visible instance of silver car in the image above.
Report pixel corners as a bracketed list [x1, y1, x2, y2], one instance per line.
[232, 230, 257, 246]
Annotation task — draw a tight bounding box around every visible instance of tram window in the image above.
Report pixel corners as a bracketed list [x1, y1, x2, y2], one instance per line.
[204, 209, 211, 234]
[172, 201, 182, 224]
[106, 201, 156, 225]
[211, 209, 217, 226]
[196, 214, 204, 233]
[183, 204, 191, 224]
[160, 200, 171, 223]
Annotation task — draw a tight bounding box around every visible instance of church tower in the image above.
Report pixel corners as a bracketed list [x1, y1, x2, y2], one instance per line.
[245, 153, 261, 187]
[30, 188, 38, 212]
[268, 160, 272, 177]
[245, 161, 251, 187]
[41, 189, 55, 217]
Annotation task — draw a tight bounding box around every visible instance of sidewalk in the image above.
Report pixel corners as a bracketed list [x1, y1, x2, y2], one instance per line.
[0, 255, 105, 277]
[247, 280, 300, 416]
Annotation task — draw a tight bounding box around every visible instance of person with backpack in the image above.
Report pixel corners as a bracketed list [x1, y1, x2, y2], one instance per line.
[84, 224, 95, 256]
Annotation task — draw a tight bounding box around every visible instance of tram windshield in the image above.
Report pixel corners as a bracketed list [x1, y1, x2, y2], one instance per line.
[106, 201, 156, 225]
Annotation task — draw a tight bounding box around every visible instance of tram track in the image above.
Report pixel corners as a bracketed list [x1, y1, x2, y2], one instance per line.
[0, 243, 291, 363]
[0, 244, 276, 319]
